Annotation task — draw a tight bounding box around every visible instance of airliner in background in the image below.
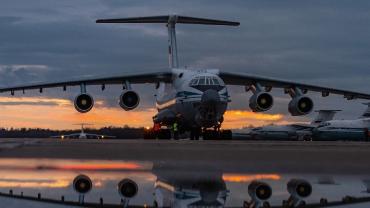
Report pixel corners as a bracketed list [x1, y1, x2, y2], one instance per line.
[1, 15, 370, 139]
[233, 110, 341, 141]
[51, 123, 115, 139]
[313, 103, 370, 141]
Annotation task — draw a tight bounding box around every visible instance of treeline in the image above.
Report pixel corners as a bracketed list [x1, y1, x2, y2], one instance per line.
[0, 126, 144, 139]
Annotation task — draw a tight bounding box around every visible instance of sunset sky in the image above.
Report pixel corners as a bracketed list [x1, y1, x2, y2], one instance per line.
[0, 0, 370, 129]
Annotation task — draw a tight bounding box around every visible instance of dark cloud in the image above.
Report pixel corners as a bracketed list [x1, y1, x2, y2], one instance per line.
[1, 0, 370, 122]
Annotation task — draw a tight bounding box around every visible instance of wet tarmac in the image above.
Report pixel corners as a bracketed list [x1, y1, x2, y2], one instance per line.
[0, 138, 370, 207]
[1, 138, 370, 174]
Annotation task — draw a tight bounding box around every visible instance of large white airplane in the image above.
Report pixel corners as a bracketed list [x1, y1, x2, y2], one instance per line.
[51, 123, 115, 139]
[313, 103, 370, 141]
[233, 110, 341, 141]
[1, 15, 370, 140]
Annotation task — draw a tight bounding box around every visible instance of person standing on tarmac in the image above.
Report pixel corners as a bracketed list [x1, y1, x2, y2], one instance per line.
[173, 121, 179, 140]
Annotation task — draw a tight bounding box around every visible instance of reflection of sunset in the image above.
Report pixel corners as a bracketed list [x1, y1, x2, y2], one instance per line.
[0, 96, 295, 129]
[0, 159, 155, 190]
[222, 173, 281, 182]
[0, 179, 70, 188]
[58, 163, 141, 171]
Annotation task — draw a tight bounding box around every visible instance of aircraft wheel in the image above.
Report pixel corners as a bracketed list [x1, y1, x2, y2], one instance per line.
[220, 130, 232, 140]
[203, 130, 219, 140]
[158, 129, 171, 140]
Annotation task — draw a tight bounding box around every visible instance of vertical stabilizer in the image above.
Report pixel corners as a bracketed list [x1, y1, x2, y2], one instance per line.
[361, 103, 370, 118]
[311, 110, 341, 124]
[96, 15, 239, 68]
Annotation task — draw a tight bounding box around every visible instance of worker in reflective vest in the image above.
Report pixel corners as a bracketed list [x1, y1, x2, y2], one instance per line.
[173, 122, 179, 140]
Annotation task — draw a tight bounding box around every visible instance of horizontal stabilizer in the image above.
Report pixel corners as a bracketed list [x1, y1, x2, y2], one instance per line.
[96, 15, 240, 26]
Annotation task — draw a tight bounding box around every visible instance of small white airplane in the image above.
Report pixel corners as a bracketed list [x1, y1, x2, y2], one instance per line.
[233, 110, 341, 141]
[2, 15, 370, 140]
[313, 103, 370, 141]
[51, 123, 115, 139]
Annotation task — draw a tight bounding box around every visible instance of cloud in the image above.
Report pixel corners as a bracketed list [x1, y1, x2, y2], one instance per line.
[0, 0, 370, 128]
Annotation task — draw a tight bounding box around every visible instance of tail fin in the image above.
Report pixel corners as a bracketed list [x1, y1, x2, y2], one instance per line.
[361, 103, 370, 118]
[311, 110, 341, 124]
[96, 15, 239, 68]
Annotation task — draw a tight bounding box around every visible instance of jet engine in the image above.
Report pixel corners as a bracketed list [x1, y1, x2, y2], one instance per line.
[288, 96, 313, 116]
[245, 180, 272, 208]
[249, 92, 274, 112]
[283, 179, 312, 207]
[119, 90, 140, 111]
[74, 93, 94, 113]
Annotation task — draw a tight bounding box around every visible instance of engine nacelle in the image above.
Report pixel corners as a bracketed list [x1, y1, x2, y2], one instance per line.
[249, 92, 274, 112]
[119, 90, 140, 111]
[245, 180, 272, 208]
[74, 93, 94, 113]
[288, 96, 314, 116]
[287, 179, 312, 199]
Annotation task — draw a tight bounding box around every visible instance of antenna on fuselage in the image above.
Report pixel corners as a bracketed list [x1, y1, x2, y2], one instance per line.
[96, 15, 240, 69]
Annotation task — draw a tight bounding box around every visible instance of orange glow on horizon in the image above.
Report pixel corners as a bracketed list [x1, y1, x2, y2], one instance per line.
[0, 180, 70, 188]
[222, 110, 284, 129]
[0, 96, 295, 129]
[222, 173, 281, 182]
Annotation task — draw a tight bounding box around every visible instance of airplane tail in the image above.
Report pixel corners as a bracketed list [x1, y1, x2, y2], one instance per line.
[96, 15, 239, 69]
[311, 110, 341, 125]
[361, 102, 370, 118]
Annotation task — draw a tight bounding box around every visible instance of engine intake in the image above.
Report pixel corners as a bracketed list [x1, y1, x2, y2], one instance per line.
[119, 90, 140, 111]
[287, 179, 312, 198]
[249, 92, 274, 112]
[248, 180, 272, 201]
[289, 96, 313, 116]
[74, 93, 94, 113]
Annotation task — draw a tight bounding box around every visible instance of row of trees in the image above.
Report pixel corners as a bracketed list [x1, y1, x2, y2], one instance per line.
[0, 126, 144, 139]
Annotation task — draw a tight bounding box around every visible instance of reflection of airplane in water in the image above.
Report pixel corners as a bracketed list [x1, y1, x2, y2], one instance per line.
[1, 15, 370, 140]
[313, 103, 370, 141]
[152, 164, 228, 207]
[233, 110, 340, 141]
[51, 123, 115, 139]
[3, 158, 370, 207]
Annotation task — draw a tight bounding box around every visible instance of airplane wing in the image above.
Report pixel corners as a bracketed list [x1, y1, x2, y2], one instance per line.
[219, 71, 370, 100]
[85, 133, 116, 139]
[50, 133, 80, 138]
[0, 70, 172, 93]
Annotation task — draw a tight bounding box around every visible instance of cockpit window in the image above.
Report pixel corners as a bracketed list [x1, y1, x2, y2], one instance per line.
[190, 76, 224, 87]
[198, 76, 206, 85]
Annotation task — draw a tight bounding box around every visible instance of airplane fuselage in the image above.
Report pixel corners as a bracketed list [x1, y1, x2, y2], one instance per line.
[313, 118, 370, 141]
[154, 68, 230, 130]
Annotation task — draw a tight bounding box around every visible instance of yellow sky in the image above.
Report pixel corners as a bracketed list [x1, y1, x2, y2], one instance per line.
[0, 96, 292, 130]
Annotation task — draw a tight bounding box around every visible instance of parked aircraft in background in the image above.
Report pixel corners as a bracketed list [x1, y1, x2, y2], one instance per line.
[1, 15, 370, 140]
[51, 123, 115, 139]
[233, 110, 341, 141]
[313, 103, 370, 141]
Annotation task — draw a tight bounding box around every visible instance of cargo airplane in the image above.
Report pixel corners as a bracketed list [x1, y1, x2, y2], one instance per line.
[51, 123, 115, 139]
[1, 15, 370, 139]
[233, 110, 341, 141]
[313, 103, 370, 141]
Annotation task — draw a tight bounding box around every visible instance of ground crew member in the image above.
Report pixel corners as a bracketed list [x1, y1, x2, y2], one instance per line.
[153, 123, 161, 139]
[173, 121, 179, 140]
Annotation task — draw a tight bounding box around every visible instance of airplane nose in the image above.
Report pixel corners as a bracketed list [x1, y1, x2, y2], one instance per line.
[201, 89, 220, 105]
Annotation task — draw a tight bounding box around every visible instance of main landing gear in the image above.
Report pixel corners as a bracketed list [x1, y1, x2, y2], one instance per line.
[202, 129, 232, 140]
